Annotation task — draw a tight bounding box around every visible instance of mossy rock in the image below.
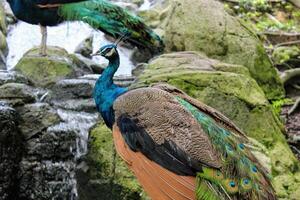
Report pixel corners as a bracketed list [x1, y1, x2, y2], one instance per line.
[0, 4, 6, 35]
[152, 0, 284, 99]
[77, 122, 149, 200]
[132, 51, 300, 199]
[15, 46, 87, 88]
[0, 30, 7, 69]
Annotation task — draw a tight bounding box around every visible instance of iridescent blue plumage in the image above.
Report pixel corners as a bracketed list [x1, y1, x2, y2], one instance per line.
[93, 44, 127, 128]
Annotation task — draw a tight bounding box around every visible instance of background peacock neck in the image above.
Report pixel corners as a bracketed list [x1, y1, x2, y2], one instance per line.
[93, 53, 127, 128]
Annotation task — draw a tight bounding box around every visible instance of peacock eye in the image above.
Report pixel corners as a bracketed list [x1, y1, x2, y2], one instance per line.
[229, 181, 236, 188]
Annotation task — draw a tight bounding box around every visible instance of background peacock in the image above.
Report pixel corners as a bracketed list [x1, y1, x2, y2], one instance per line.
[92, 39, 277, 200]
[6, 0, 163, 55]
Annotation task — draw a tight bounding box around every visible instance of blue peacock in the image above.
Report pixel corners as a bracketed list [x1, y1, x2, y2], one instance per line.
[92, 38, 277, 200]
[6, 0, 163, 55]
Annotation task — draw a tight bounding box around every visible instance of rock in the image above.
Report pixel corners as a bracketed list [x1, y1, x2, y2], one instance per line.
[77, 123, 148, 200]
[153, 0, 284, 99]
[132, 0, 144, 7]
[50, 79, 95, 100]
[0, 70, 30, 86]
[272, 46, 300, 65]
[51, 99, 96, 113]
[26, 129, 77, 161]
[16, 103, 60, 140]
[0, 31, 7, 69]
[0, 83, 36, 106]
[0, 4, 7, 34]
[132, 51, 300, 199]
[15, 46, 92, 88]
[0, 5, 7, 70]
[130, 48, 153, 64]
[74, 53, 105, 74]
[19, 160, 77, 200]
[79, 74, 135, 87]
[17, 108, 96, 199]
[74, 35, 93, 58]
[0, 105, 23, 200]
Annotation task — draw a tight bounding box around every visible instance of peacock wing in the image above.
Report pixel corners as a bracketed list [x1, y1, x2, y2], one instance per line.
[152, 83, 247, 139]
[150, 84, 276, 200]
[113, 87, 222, 176]
[58, 0, 164, 54]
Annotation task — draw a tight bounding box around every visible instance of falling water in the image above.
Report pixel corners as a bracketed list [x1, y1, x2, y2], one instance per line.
[47, 109, 99, 158]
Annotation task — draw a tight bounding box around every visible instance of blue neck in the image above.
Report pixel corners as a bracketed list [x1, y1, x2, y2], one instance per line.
[93, 54, 127, 128]
[98, 56, 120, 87]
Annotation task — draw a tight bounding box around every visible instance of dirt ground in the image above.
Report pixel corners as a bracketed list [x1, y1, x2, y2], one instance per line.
[282, 105, 300, 160]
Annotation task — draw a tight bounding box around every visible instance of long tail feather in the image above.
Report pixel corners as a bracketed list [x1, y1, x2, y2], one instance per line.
[58, 0, 164, 54]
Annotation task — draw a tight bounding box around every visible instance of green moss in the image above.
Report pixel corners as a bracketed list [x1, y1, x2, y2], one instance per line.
[272, 46, 300, 65]
[78, 123, 148, 200]
[212, 63, 251, 76]
[252, 44, 284, 100]
[15, 47, 76, 88]
[160, 0, 284, 99]
[272, 98, 294, 116]
[140, 71, 267, 107]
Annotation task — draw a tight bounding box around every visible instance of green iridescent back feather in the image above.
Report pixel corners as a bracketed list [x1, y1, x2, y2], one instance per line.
[58, 0, 164, 54]
[176, 97, 276, 200]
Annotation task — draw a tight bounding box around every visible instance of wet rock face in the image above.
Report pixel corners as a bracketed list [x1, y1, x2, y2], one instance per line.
[0, 83, 36, 106]
[0, 70, 96, 200]
[0, 104, 23, 200]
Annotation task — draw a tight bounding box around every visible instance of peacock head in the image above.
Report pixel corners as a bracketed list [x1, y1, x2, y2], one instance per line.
[92, 44, 118, 59]
[91, 32, 130, 60]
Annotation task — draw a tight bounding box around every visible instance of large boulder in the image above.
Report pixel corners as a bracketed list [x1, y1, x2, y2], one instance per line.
[132, 51, 300, 199]
[15, 46, 92, 88]
[143, 0, 284, 100]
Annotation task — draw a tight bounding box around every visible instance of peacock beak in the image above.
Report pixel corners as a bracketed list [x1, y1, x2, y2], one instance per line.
[91, 50, 101, 57]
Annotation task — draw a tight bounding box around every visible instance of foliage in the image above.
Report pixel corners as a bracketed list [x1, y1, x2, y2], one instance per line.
[271, 98, 294, 116]
[227, 0, 300, 32]
[272, 46, 300, 65]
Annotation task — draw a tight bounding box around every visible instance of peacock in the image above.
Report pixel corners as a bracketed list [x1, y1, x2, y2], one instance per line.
[6, 0, 163, 55]
[92, 38, 277, 200]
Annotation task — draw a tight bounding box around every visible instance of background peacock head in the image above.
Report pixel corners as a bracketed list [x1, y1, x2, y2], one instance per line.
[92, 44, 118, 60]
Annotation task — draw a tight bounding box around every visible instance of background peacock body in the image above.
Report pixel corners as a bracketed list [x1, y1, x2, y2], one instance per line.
[7, 0, 163, 54]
